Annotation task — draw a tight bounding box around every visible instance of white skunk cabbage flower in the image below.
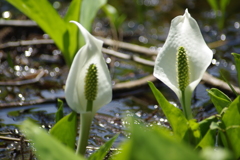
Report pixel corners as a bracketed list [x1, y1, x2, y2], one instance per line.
[153, 9, 213, 120]
[65, 21, 112, 114]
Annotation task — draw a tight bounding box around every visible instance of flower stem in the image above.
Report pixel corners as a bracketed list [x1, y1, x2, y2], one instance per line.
[86, 100, 93, 112]
[181, 90, 193, 120]
[76, 112, 93, 156]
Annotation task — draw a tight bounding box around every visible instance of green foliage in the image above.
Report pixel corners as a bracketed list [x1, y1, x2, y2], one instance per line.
[148, 81, 188, 140]
[50, 111, 78, 150]
[7, 0, 106, 65]
[79, 0, 106, 47]
[196, 129, 217, 149]
[114, 118, 203, 160]
[80, 0, 106, 32]
[20, 119, 85, 160]
[206, 0, 230, 29]
[221, 96, 240, 159]
[7, 52, 14, 70]
[102, 4, 126, 36]
[207, 88, 240, 159]
[207, 88, 232, 114]
[149, 80, 240, 159]
[220, 69, 238, 96]
[55, 99, 64, 123]
[232, 53, 240, 87]
[198, 115, 218, 137]
[89, 134, 118, 160]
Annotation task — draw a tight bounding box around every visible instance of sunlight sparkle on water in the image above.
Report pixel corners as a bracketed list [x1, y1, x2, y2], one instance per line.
[2, 11, 11, 19]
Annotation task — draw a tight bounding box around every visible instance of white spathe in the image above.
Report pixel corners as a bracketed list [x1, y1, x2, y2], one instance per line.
[153, 9, 213, 112]
[65, 21, 112, 114]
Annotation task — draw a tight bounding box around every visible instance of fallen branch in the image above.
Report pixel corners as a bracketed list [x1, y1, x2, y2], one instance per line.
[0, 135, 29, 142]
[0, 69, 45, 86]
[113, 75, 156, 90]
[0, 39, 54, 49]
[202, 72, 240, 94]
[0, 19, 37, 27]
[98, 36, 158, 56]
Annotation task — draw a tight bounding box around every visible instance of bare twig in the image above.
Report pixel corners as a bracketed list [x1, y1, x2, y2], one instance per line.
[113, 75, 156, 90]
[0, 19, 37, 27]
[0, 69, 45, 86]
[0, 135, 29, 142]
[202, 72, 240, 94]
[0, 39, 54, 49]
[98, 36, 159, 56]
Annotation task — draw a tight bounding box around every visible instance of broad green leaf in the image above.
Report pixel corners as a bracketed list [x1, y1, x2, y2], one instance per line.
[89, 134, 119, 160]
[64, 0, 82, 63]
[148, 81, 188, 140]
[64, 0, 82, 22]
[20, 119, 85, 160]
[208, 88, 232, 114]
[79, 0, 107, 47]
[55, 99, 64, 123]
[199, 115, 218, 137]
[221, 96, 240, 159]
[232, 53, 240, 87]
[7, 0, 68, 63]
[80, 0, 106, 31]
[114, 119, 203, 160]
[183, 119, 201, 146]
[50, 111, 78, 149]
[196, 128, 216, 149]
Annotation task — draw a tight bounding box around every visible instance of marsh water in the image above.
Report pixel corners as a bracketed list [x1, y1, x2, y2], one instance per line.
[1, 0, 240, 159]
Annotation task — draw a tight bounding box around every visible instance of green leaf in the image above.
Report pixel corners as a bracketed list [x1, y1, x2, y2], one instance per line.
[184, 119, 201, 146]
[221, 96, 240, 159]
[148, 81, 188, 140]
[7, 52, 14, 70]
[232, 53, 240, 88]
[64, 0, 82, 22]
[198, 115, 218, 137]
[114, 118, 203, 160]
[55, 99, 64, 123]
[210, 121, 223, 130]
[220, 69, 238, 96]
[64, 0, 82, 63]
[20, 119, 85, 160]
[79, 0, 107, 47]
[80, 0, 106, 31]
[50, 111, 78, 150]
[89, 134, 119, 160]
[196, 129, 217, 149]
[207, 88, 232, 114]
